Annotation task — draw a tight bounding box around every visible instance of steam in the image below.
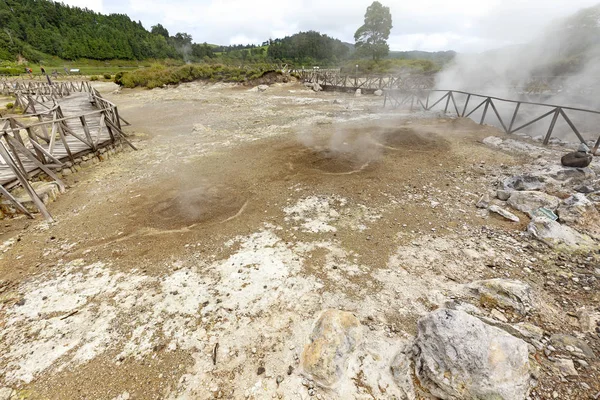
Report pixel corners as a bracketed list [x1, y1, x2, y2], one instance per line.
[435, 4, 600, 142]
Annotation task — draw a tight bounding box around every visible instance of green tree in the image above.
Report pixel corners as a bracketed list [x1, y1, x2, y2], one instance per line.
[151, 23, 169, 38]
[354, 1, 392, 60]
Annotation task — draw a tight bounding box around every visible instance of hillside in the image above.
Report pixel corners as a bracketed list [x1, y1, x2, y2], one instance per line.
[0, 0, 179, 61]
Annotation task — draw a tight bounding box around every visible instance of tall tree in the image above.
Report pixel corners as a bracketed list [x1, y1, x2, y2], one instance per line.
[354, 1, 392, 60]
[151, 23, 169, 38]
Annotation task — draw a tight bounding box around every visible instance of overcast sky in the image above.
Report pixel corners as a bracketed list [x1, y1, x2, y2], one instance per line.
[63, 0, 598, 53]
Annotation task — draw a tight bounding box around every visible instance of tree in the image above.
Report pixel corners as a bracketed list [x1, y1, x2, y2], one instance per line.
[151, 23, 169, 38]
[354, 1, 392, 60]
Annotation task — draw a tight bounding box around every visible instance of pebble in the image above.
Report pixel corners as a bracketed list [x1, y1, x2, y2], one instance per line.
[257, 367, 265, 375]
[251, 347, 257, 354]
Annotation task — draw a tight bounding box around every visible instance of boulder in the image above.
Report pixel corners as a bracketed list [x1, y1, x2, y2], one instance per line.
[301, 309, 362, 387]
[557, 193, 600, 238]
[413, 309, 532, 400]
[561, 151, 592, 168]
[390, 347, 416, 400]
[549, 166, 595, 183]
[257, 84, 269, 92]
[488, 205, 520, 222]
[503, 175, 545, 191]
[550, 334, 596, 359]
[507, 191, 560, 217]
[483, 136, 503, 147]
[497, 190, 511, 201]
[469, 279, 534, 314]
[374, 89, 383, 96]
[527, 216, 598, 250]
[312, 82, 322, 92]
[355, 89, 362, 97]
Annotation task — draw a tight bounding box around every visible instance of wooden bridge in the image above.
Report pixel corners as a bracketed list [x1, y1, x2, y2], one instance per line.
[295, 69, 435, 92]
[0, 80, 134, 221]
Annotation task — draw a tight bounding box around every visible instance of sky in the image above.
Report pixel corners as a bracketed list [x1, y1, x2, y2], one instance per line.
[63, 0, 599, 53]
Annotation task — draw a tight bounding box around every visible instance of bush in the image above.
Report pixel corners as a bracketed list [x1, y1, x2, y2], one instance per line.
[0, 67, 22, 76]
[5, 102, 14, 109]
[103, 73, 112, 79]
[90, 75, 99, 81]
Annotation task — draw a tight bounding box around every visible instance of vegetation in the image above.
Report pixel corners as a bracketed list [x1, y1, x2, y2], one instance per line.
[341, 59, 440, 74]
[114, 64, 278, 89]
[354, 1, 393, 60]
[0, 0, 179, 61]
[267, 31, 350, 65]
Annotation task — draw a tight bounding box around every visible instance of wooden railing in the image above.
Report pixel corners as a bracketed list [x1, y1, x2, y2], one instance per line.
[384, 88, 600, 155]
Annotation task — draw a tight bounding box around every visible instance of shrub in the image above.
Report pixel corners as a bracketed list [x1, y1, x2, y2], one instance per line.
[90, 75, 99, 81]
[5, 102, 14, 109]
[103, 73, 112, 79]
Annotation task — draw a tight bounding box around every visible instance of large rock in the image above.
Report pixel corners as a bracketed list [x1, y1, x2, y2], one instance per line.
[469, 279, 534, 315]
[257, 84, 269, 92]
[527, 216, 598, 251]
[413, 309, 532, 400]
[301, 309, 362, 387]
[503, 175, 545, 191]
[557, 193, 600, 239]
[507, 191, 560, 217]
[561, 151, 592, 168]
[488, 205, 520, 222]
[374, 89, 383, 96]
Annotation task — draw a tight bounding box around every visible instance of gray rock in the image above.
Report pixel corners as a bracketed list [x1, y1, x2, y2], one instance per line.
[497, 190, 511, 201]
[574, 185, 595, 194]
[413, 309, 531, 400]
[562, 151, 592, 168]
[557, 193, 600, 238]
[312, 83, 322, 92]
[257, 84, 269, 92]
[507, 191, 560, 217]
[469, 279, 534, 314]
[390, 347, 416, 400]
[0, 388, 13, 400]
[527, 216, 598, 250]
[489, 205, 520, 222]
[550, 334, 596, 359]
[333, 99, 344, 105]
[301, 309, 362, 387]
[503, 175, 545, 191]
[374, 89, 383, 96]
[553, 358, 578, 376]
[355, 89, 362, 96]
[550, 167, 595, 183]
[483, 136, 503, 147]
[476, 194, 490, 208]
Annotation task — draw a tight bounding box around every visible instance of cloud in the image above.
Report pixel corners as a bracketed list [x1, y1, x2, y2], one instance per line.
[64, 0, 599, 52]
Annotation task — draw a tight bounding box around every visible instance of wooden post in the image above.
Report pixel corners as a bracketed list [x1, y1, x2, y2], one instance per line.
[543, 108, 560, 145]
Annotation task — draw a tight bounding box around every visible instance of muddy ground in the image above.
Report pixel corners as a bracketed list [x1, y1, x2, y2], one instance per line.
[0, 81, 598, 399]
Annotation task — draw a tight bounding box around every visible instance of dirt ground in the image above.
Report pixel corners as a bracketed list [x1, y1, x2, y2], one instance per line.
[0, 81, 598, 399]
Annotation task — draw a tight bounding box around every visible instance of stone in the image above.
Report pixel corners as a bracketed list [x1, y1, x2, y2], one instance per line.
[476, 194, 490, 208]
[312, 83, 322, 92]
[62, 168, 72, 176]
[557, 193, 600, 239]
[488, 205, 520, 222]
[390, 347, 416, 400]
[550, 167, 595, 183]
[301, 309, 362, 387]
[413, 309, 531, 400]
[550, 334, 596, 359]
[507, 191, 560, 217]
[483, 136, 503, 147]
[332, 99, 344, 105]
[497, 190, 511, 201]
[503, 175, 545, 191]
[355, 89, 361, 97]
[574, 185, 595, 194]
[469, 279, 534, 314]
[80, 160, 91, 168]
[561, 151, 592, 168]
[527, 216, 598, 251]
[577, 309, 600, 334]
[553, 359, 578, 376]
[257, 84, 269, 92]
[374, 89, 383, 96]
[0, 388, 13, 400]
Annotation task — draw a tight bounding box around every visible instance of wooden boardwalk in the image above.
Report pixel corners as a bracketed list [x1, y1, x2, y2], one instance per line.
[0, 81, 134, 220]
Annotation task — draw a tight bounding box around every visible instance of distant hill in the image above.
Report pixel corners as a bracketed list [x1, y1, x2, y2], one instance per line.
[0, 0, 179, 62]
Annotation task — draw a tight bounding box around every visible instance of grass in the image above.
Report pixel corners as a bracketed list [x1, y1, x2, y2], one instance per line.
[115, 63, 279, 89]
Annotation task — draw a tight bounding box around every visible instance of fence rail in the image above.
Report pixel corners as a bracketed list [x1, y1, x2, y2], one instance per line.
[0, 81, 134, 221]
[384, 89, 600, 155]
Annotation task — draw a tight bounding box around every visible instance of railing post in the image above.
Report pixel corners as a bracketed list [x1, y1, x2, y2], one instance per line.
[543, 108, 560, 145]
[480, 99, 490, 125]
[508, 102, 521, 133]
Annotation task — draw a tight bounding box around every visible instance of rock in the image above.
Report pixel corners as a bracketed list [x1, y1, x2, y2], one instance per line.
[0, 388, 13, 400]
[469, 279, 534, 314]
[557, 193, 600, 238]
[561, 151, 592, 168]
[574, 185, 595, 194]
[257, 84, 269, 92]
[503, 175, 545, 191]
[476, 194, 490, 208]
[577, 309, 600, 334]
[491, 309, 508, 322]
[553, 359, 578, 376]
[483, 136, 503, 147]
[355, 89, 361, 97]
[550, 334, 596, 359]
[578, 142, 591, 152]
[332, 99, 344, 105]
[374, 89, 383, 96]
[550, 166, 595, 183]
[488, 205, 520, 222]
[507, 191, 560, 217]
[312, 83, 322, 92]
[527, 216, 598, 250]
[478, 318, 544, 343]
[497, 190, 511, 201]
[61, 168, 72, 176]
[301, 309, 362, 387]
[413, 309, 531, 400]
[390, 347, 416, 400]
